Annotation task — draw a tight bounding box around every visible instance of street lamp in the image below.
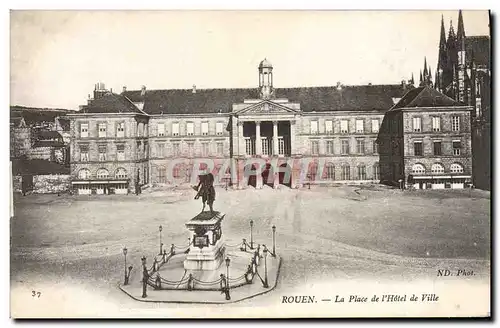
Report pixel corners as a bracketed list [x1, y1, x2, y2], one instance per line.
[250, 220, 254, 249]
[272, 225, 276, 257]
[123, 247, 128, 285]
[159, 225, 163, 255]
[225, 257, 231, 300]
[141, 256, 148, 298]
[263, 245, 269, 288]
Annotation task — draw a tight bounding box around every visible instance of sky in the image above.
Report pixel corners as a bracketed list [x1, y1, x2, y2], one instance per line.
[10, 10, 490, 110]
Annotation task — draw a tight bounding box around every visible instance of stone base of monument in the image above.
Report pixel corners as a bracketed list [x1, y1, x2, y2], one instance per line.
[119, 210, 282, 304]
[119, 247, 281, 304]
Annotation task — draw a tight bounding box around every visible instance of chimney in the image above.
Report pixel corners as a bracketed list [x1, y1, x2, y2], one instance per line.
[141, 85, 146, 96]
[122, 86, 127, 93]
[110, 88, 113, 93]
[336, 81, 342, 90]
[192, 84, 197, 94]
[401, 79, 407, 88]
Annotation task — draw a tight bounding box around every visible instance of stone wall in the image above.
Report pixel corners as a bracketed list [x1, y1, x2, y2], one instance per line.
[13, 174, 71, 194]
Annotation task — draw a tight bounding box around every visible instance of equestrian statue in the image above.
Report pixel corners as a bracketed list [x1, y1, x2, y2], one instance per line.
[192, 173, 216, 213]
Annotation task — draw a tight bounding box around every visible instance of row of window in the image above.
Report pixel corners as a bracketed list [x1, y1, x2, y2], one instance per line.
[79, 122, 226, 138]
[411, 163, 465, 175]
[411, 116, 461, 133]
[78, 141, 226, 162]
[307, 163, 380, 181]
[77, 167, 128, 180]
[413, 140, 463, 156]
[309, 119, 380, 134]
[310, 139, 378, 155]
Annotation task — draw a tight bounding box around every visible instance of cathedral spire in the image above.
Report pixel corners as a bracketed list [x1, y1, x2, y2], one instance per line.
[457, 10, 466, 51]
[419, 70, 423, 86]
[423, 57, 428, 77]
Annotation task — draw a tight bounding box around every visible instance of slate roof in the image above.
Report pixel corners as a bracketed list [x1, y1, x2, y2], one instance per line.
[81, 93, 146, 114]
[390, 86, 463, 110]
[123, 84, 408, 115]
[466, 36, 490, 68]
[10, 106, 72, 125]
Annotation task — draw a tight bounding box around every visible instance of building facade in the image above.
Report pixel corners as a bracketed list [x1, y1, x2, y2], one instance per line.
[68, 59, 414, 194]
[379, 86, 473, 189]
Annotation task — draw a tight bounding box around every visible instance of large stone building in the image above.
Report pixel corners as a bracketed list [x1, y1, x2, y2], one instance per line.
[378, 86, 473, 189]
[68, 59, 416, 195]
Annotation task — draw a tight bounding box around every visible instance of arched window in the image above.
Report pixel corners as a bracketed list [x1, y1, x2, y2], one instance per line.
[115, 168, 128, 179]
[78, 168, 91, 180]
[96, 168, 109, 179]
[307, 162, 318, 181]
[450, 163, 464, 173]
[373, 163, 380, 180]
[324, 163, 335, 180]
[412, 164, 426, 175]
[357, 164, 366, 180]
[341, 164, 350, 180]
[173, 163, 184, 178]
[431, 163, 445, 174]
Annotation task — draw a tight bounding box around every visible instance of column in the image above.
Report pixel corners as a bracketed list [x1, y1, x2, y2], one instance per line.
[238, 121, 244, 156]
[290, 120, 295, 156]
[272, 121, 279, 156]
[255, 121, 262, 155]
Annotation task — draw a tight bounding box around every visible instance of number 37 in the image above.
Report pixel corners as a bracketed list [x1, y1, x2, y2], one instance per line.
[32, 291, 41, 298]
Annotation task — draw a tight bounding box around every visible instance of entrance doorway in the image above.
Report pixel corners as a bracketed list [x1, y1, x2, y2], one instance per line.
[278, 163, 292, 187]
[261, 163, 274, 187]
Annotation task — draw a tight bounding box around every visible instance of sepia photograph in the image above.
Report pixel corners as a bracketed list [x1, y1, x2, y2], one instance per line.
[9, 9, 491, 318]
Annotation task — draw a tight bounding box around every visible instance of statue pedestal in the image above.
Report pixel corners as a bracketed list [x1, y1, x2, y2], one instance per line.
[184, 211, 226, 271]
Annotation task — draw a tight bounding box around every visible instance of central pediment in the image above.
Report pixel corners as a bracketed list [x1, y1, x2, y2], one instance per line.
[233, 100, 301, 115]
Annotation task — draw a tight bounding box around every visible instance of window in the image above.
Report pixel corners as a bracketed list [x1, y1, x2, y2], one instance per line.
[187, 143, 194, 157]
[451, 163, 464, 173]
[157, 143, 165, 158]
[80, 123, 89, 138]
[325, 120, 333, 134]
[356, 139, 365, 154]
[412, 164, 426, 174]
[201, 142, 209, 156]
[371, 119, 379, 133]
[173, 164, 183, 178]
[412, 117, 421, 132]
[433, 141, 442, 156]
[98, 123, 106, 138]
[452, 116, 460, 132]
[341, 139, 350, 155]
[216, 122, 224, 136]
[325, 163, 335, 180]
[341, 165, 350, 180]
[78, 168, 91, 179]
[96, 168, 109, 179]
[98, 145, 107, 161]
[432, 117, 441, 132]
[311, 141, 319, 155]
[245, 138, 255, 155]
[262, 138, 270, 155]
[326, 140, 334, 154]
[144, 141, 148, 158]
[137, 123, 143, 137]
[158, 166, 166, 183]
[115, 168, 127, 179]
[116, 144, 125, 161]
[172, 123, 179, 136]
[340, 120, 349, 134]
[453, 141, 461, 156]
[356, 119, 364, 133]
[79, 145, 89, 162]
[201, 122, 209, 136]
[357, 165, 366, 180]
[310, 121, 318, 134]
[372, 140, 378, 154]
[414, 141, 423, 156]
[172, 143, 180, 156]
[187, 122, 194, 136]
[157, 123, 165, 136]
[117, 122, 125, 138]
[216, 142, 224, 156]
[431, 163, 445, 174]
[373, 163, 380, 180]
